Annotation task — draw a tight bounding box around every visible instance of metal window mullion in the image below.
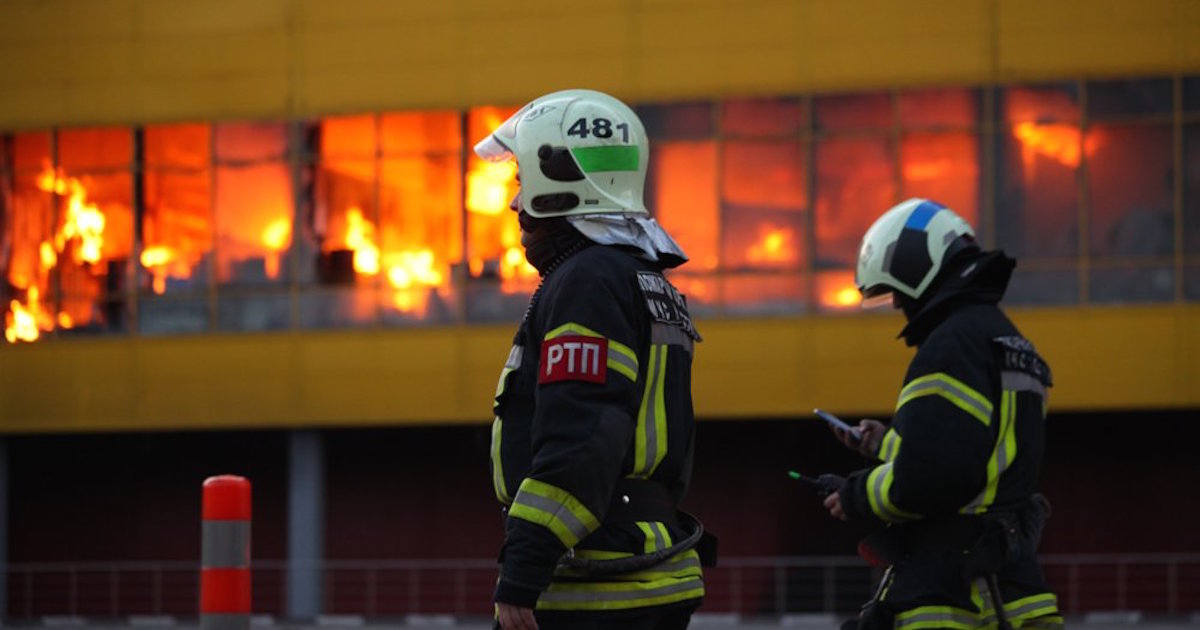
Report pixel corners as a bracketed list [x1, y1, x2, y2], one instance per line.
[130, 127, 144, 336]
[207, 126, 219, 332]
[1078, 79, 1090, 305]
[1174, 75, 1185, 302]
[982, 86, 997, 250]
[288, 120, 307, 331]
[804, 94, 817, 315]
[713, 101, 727, 317]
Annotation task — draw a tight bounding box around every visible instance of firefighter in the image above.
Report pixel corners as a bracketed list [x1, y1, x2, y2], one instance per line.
[475, 89, 709, 630]
[823, 198, 1063, 629]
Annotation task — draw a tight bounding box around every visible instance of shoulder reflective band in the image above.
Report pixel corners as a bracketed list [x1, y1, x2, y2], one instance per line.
[545, 322, 638, 382]
[509, 478, 600, 548]
[1002, 370, 1048, 398]
[570, 145, 640, 173]
[879, 428, 902, 463]
[631, 344, 669, 479]
[897, 372, 993, 426]
[490, 416, 511, 505]
[866, 461, 920, 523]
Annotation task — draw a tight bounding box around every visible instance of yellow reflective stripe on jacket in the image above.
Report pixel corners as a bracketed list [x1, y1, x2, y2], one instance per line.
[509, 478, 600, 548]
[493, 345, 523, 409]
[866, 461, 921, 523]
[895, 605, 979, 630]
[537, 573, 704, 611]
[897, 372, 993, 427]
[631, 344, 669, 478]
[636, 521, 672, 553]
[963, 389, 1018, 515]
[552, 548, 702, 582]
[544, 322, 639, 382]
[879, 428, 902, 462]
[899, 585, 1060, 630]
[490, 416, 510, 504]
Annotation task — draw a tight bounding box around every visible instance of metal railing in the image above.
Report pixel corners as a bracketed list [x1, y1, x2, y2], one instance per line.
[7, 553, 1200, 620]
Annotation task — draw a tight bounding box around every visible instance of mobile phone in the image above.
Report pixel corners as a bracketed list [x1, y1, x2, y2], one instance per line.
[814, 408, 861, 442]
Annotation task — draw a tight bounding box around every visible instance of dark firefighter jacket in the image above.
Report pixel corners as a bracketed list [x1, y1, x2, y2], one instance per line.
[840, 251, 1062, 627]
[490, 243, 704, 612]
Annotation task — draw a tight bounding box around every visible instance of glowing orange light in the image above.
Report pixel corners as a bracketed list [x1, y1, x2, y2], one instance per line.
[466, 161, 517, 216]
[747, 228, 793, 264]
[342, 208, 381, 275]
[1011, 122, 1101, 182]
[36, 166, 107, 265]
[818, 273, 862, 311]
[5, 287, 53, 343]
[261, 217, 291, 279]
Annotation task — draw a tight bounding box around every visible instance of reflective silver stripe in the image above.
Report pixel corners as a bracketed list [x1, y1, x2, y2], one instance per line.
[201, 613, 249, 630]
[1002, 370, 1047, 398]
[608, 345, 639, 378]
[651, 322, 693, 351]
[635, 345, 665, 476]
[900, 376, 992, 424]
[895, 608, 978, 629]
[513, 491, 592, 545]
[201, 521, 250, 568]
[538, 576, 702, 605]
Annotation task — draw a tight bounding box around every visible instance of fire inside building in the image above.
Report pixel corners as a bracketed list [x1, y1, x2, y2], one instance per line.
[0, 0, 1198, 624]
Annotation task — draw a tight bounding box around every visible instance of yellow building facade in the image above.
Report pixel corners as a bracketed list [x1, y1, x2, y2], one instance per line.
[1, 0, 1198, 432]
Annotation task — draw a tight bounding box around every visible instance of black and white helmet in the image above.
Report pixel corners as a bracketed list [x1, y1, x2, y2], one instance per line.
[855, 198, 976, 308]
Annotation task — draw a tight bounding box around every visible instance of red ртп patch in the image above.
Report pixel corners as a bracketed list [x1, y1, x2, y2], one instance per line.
[539, 335, 608, 384]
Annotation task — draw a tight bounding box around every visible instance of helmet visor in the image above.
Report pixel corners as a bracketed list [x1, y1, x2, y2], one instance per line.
[473, 104, 529, 162]
[858, 285, 895, 310]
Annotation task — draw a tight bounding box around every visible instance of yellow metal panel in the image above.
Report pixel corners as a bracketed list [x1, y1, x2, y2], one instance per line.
[293, 0, 460, 27]
[1, 305, 1194, 433]
[997, 0, 1186, 79]
[138, 32, 290, 80]
[137, 0, 289, 35]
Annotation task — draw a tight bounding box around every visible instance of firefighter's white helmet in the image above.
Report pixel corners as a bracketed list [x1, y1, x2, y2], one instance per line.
[855, 198, 976, 308]
[473, 89, 649, 218]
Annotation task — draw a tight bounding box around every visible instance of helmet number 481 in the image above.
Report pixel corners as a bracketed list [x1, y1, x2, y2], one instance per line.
[567, 117, 630, 143]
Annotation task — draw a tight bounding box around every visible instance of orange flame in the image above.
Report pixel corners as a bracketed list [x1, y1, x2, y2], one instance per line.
[746, 228, 794, 265]
[5, 287, 54, 343]
[140, 245, 197, 295]
[261, 217, 291, 279]
[466, 161, 517, 216]
[36, 166, 107, 265]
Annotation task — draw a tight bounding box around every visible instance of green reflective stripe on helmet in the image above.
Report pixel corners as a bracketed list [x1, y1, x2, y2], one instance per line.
[537, 574, 704, 611]
[544, 322, 638, 381]
[509, 478, 599, 548]
[491, 416, 510, 504]
[898, 372, 993, 426]
[879, 428, 902, 462]
[895, 605, 979, 630]
[570, 145, 640, 172]
[964, 390, 1017, 514]
[632, 344, 668, 478]
[867, 462, 921, 523]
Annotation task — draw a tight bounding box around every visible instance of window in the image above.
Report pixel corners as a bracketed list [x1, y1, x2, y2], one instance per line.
[996, 84, 1082, 305]
[214, 121, 294, 331]
[140, 123, 213, 334]
[464, 105, 530, 323]
[0, 129, 134, 341]
[641, 103, 721, 315]
[1184, 122, 1200, 299]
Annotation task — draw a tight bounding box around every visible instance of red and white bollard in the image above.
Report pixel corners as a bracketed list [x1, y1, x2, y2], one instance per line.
[201, 475, 251, 630]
